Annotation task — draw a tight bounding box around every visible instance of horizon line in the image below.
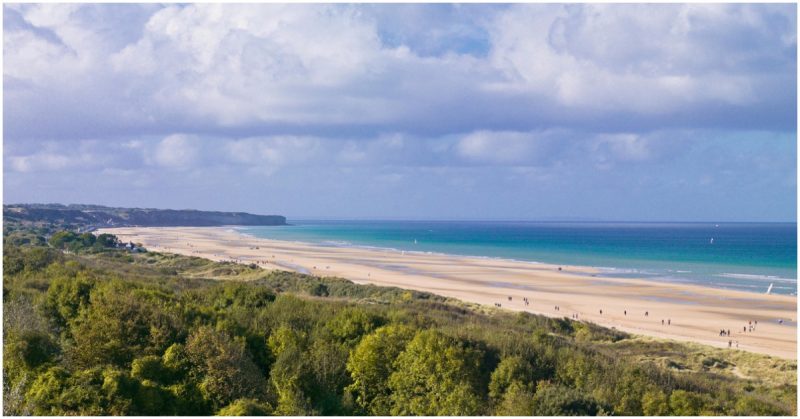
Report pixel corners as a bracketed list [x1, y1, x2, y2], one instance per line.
[5, 202, 796, 224]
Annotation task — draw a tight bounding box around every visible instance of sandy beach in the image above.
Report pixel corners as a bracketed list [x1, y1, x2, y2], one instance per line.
[99, 226, 797, 360]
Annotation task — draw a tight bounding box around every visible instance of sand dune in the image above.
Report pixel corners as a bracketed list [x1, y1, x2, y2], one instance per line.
[100, 226, 797, 360]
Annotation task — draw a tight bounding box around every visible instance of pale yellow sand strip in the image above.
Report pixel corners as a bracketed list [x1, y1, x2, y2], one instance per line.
[99, 226, 798, 360]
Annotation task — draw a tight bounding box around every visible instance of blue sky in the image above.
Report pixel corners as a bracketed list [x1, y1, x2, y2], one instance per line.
[3, 3, 797, 221]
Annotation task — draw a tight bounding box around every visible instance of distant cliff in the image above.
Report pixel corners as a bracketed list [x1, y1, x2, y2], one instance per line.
[3, 204, 287, 228]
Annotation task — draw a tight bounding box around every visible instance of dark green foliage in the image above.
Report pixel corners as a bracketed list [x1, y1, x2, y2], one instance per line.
[217, 398, 273, 416]
[2, 236, 796, 416]
[531, 382, 604, 416]
[734, 396, 787, 416]
[4, 245, 62, 277]
[6, 330, 60, 370]
[131, 355, 172, 384]
[489, 356, 536, 403]
[669, 389, 707, 415]
[184, 326, 268, 411]
[42, 273, 94, 333]
[95, 233, 120, 248]
[48, 231, 80, 249]
[67, 281, 184, 367]
[641, 389, 670, 415]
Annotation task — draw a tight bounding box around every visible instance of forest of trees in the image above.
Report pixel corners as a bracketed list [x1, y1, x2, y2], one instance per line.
[3, 227, 797, 416]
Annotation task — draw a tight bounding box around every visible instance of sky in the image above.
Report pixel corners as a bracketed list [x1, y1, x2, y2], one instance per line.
[3, 3, 797, 221]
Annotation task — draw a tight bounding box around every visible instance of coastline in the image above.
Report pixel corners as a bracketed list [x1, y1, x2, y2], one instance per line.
[99, 226, 798, 360]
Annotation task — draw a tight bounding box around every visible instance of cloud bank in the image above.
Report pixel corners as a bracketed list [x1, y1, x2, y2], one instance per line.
[4, 3, 796, 221]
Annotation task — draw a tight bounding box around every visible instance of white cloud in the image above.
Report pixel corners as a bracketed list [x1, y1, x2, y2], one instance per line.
[5, 140, 108, 172]
[110, 4, 393, 125]
[487, 3, 794, 113]
[457, 131, 540, 164]
[4, 3, 794, 141]
[224, 136, 323, 167]
[151, 134, 200, 169]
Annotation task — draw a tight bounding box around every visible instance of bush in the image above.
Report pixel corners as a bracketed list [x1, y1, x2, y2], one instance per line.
[388, 330, 484, 415]
[531, 382, 603, 416]
[217, 398, 273, 416]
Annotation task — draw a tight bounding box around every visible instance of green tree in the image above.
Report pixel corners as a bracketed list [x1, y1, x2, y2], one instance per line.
[495, 381, 535, 415]
[25, 366, 70, 415]
[734, 396, 786, 416]
[267, 326, 315, 415]
[531, 382, 603, 416]
[101, 368, 138, 415]
[346, 324, 415, 414]
[26, 367, 109, 415]
[610, 366, 649, 415]
[388, 330, 484, 415]
[78, 232, 96, 248]
[41, 273, 94, 332]
[5, 330, 60, 371]
[162, 343, 191, 379]
[67, 282, 182, 367]
[185, 326, 268, 411]
[641, 389, 670, 415]
[217, 398, 273, 416]
[306, 338, 350, 414]
[325, 306, 382, 344]
[48, 231, 78, 250]
[166, 382, 210, 415]
[488, 356, 535, 404]
[669, 390, 704, 416]
[131, 355, 172, 384]
[95, 233, 119, 248]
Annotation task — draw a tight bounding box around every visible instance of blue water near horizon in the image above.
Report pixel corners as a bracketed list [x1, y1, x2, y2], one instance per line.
[237, 220, 797, 296]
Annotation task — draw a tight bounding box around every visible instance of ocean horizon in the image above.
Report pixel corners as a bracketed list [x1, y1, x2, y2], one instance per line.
[238, 220, 798, 296]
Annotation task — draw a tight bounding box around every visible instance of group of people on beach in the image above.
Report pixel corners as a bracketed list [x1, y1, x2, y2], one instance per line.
[716, 318, 789, 351]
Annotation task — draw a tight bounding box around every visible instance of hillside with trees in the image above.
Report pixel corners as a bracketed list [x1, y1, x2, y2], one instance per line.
[2, 225, 796, 416]
[3, 204, 286, 232]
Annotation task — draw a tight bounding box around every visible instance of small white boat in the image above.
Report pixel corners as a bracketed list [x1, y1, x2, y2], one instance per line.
[766, 283, 774, 295]
[710, 238, 714, 244]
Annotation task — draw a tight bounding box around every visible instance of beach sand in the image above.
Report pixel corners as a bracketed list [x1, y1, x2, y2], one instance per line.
[100, 226, 797, 360]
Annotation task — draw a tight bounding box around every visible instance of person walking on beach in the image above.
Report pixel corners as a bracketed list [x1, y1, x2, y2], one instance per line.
[668, 319, 671, 326]
[624, 310, 627, 316]
[728, 340, 732, 348]
[599, 309, 603, 315]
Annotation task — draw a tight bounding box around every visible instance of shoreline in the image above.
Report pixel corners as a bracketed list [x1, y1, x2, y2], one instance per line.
[99, 226, 798, 360]
[231, 226, 797, 296]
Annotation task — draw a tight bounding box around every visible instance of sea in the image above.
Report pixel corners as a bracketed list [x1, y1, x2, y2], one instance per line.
[236, 220, 798, 296]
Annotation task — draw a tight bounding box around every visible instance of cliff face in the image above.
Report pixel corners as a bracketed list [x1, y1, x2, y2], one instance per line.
[3, 204, 287, 227]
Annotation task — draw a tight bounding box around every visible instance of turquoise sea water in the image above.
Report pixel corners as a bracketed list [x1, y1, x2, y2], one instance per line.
[237, 221, 797, 296]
